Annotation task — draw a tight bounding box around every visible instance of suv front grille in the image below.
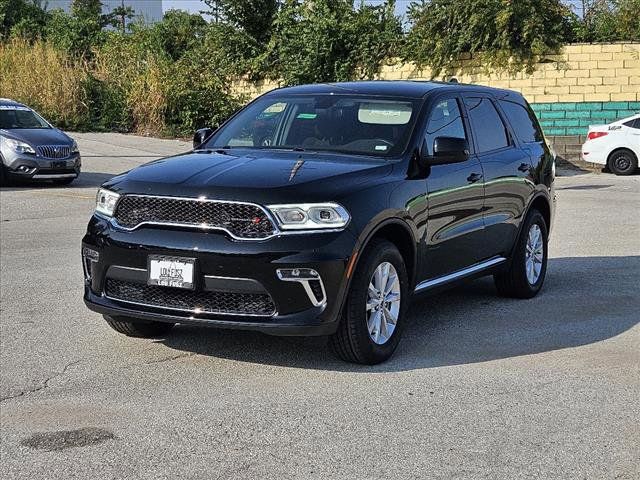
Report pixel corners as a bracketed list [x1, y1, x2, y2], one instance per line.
[38, 145, 71, 159]
[113, 195, 276, 239]
[105, 279, 276, 316]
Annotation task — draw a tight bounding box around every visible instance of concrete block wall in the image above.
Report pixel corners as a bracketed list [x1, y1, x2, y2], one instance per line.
[532, 101, 640, 136]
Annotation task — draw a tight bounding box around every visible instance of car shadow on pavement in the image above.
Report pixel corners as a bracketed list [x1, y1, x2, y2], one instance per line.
[0, 172, 116, 192]
[158, 255, 639, 373]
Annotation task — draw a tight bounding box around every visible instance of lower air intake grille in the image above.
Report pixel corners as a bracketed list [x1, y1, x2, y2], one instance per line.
[113, 195, 276, 239]
[105, 279, 276, 316]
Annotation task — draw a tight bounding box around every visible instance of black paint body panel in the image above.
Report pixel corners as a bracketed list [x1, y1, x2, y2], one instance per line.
[83, 81, 555, 335]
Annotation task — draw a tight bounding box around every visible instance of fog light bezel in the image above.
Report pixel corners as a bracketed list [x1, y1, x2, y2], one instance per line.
[276, 268, 327, 307]
[82, 247, 100, 282]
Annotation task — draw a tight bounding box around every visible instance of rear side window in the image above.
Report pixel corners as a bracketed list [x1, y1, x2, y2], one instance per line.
[499, 100, 543, 143]
[424, 98, 467, 156]
[623, 118, 640, 129]
[464, 97, 510, 153]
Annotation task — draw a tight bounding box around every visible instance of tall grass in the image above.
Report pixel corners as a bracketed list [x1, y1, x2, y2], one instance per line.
[0, 37, 240, 136]
[93, 38, 168, 136]
[0, 39, 90, 129]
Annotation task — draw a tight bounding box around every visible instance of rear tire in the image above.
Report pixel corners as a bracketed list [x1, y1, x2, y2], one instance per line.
[608, 149, 637, 176]
[104, 315, 175, 338]
[494, 209, 548, 299]
[330, 239, 409, 365]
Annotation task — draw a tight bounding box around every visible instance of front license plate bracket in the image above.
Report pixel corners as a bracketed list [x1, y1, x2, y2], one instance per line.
[147, 255, 196, 290]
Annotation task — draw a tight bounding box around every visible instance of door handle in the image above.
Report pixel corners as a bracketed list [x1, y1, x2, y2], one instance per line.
[467, 172, 483, 183]
[518, 163, 531, 172]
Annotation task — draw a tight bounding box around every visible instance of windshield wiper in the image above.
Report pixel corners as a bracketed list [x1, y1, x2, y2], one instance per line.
[194, 145, 232, 155]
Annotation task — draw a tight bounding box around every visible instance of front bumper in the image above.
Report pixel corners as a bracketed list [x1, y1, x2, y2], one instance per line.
[3, 152, 81, 180]
[82, 214, 357, 336]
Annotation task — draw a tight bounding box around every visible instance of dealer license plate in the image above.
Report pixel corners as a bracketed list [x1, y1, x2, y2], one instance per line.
[148, 256, 195, 289]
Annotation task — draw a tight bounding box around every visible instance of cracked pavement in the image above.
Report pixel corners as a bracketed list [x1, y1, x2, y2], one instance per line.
[1, 133, 639, 479]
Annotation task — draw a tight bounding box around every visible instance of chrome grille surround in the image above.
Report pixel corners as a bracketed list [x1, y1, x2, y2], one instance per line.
[112, 194, 278, 240]
[105, 278, 277, 317]
[37, 145, 71, 159]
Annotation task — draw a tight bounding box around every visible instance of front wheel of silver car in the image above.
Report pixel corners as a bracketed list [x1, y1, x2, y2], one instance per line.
[53, 177, 76, 186]
[0, 162, 8, 187]
[331, 239, 408, 365]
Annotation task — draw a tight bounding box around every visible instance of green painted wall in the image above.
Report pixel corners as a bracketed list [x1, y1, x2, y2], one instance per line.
[531, 101, 640, 137]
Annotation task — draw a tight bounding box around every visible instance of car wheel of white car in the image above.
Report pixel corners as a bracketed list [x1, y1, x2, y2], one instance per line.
[608, 149, 638, 176]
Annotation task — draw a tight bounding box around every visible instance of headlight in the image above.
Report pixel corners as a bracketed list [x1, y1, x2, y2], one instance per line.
[2, 137, 35, 154]
[95, 188, 120, 217]
[267, 203, 350, 230]
[71, 140, 79, 154]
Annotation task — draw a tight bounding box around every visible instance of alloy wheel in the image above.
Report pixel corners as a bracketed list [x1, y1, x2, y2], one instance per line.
[366, 262, 401, 345]
[525, 224, 544, 285]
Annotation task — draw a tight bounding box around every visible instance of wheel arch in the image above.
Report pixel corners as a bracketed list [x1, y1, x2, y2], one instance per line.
[528, 194, 551, 233]
[352, 217, 418, 289]
[506, 192, 552, 263]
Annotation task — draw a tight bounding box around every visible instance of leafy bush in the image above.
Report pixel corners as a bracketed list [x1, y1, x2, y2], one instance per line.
[1, 0, 48, 40]
[573, 0, 640, 42]
[262, 0, 402, 85]
[404, 0, 574, 77]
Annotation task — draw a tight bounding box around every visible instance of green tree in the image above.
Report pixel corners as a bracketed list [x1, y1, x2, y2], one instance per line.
[404, 0, 574, 77]
[616, 0, 640, 40]
[263, 0, 401, 85]
[108, 2, 135, 34]
[214, 0, 280, 44]
[0, 0, 50, 40]
[151, 9, 209, 61]
[573, 0, 640, 41]
[46, 0, 111, 58]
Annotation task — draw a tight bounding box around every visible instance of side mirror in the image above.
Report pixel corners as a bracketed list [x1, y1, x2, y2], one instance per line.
[422, 136, 470, 166]
[193, 127, 215, 150]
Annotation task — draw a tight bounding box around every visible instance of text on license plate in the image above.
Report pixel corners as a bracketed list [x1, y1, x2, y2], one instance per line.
[148, 256, 195, 289]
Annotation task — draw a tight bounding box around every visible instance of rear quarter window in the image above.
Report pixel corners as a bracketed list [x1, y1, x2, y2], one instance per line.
[623, 118, 640, 129]
[498, 100, 543, 143]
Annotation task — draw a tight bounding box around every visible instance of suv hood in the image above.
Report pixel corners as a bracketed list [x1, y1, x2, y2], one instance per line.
[105, 150, 395, 203]
[0, 128, 71, 146]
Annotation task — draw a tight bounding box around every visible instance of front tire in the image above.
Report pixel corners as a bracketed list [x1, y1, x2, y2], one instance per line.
[0, 162, 8, 187]
[608, 149, 637, 176]
[331, 239, 409, 365]
[54, 177, 76, 186]
[104, 315, 175, 338]
[494, 209, 548, 299]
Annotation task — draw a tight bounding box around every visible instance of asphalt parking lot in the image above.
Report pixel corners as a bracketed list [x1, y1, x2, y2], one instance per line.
[1, 132, 639, 479]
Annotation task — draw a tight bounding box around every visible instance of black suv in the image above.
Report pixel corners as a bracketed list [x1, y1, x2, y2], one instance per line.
[83, 81, 555, 364]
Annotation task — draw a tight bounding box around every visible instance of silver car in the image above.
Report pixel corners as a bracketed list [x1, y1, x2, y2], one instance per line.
[0, 98, 81, 186]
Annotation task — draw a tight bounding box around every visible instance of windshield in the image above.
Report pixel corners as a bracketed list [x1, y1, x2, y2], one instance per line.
[204, 95, 421, 158]
[0, 106, 50, 129]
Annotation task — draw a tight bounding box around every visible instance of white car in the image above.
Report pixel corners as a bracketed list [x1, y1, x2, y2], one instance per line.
[581, 113, 640, 175]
